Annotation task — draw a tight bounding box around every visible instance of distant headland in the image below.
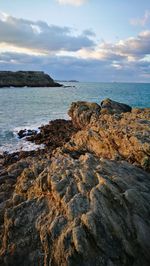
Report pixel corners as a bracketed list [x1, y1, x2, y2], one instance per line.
[56, 79, 79, 82]
[0, 71, 62, 88]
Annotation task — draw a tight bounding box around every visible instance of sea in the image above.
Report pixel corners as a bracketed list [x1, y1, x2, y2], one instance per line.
[0, 82, 150, 154]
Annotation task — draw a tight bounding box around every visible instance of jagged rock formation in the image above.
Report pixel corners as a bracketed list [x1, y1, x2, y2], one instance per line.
[68, 98, 132, 128]
[0, 71, 62, 87]
[0, 99, 150, 266]
[67, 99, 149, 171]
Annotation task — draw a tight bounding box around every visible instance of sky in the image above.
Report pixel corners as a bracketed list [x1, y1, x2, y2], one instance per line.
[0, 0, 150, 82]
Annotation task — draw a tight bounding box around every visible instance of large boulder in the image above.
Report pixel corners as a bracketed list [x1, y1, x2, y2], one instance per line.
[101, 98, 132, 114]
[68, 99, 132, 129]
[68, 101, 101, 128]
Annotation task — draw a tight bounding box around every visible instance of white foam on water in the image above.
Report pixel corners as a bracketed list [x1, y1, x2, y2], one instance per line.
[0, 114, 69, 155]
[0, 124, 45, 155]
[13, 125, 40, 137]
[0, 139, 45, 155]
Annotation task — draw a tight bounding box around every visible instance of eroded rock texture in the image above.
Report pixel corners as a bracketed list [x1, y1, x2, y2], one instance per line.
[0, 99, 150, 266]
[67, 100, 150, 171]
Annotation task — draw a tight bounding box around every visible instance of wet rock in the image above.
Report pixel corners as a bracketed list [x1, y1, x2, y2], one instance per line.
[17, 129, 37, 139]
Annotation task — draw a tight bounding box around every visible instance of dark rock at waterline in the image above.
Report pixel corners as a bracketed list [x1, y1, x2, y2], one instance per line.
[17, 129, 37, 139]
[0, 71, 62, 88]
[27, 119, 79, 148]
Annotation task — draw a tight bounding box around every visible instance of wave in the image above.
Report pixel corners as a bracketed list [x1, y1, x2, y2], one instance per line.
[0, 139, 45, 155]
[0, 127, 44, 155]
[0, 113, 69, 155]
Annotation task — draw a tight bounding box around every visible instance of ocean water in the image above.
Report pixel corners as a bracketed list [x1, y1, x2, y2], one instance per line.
[0, 82, 150, 154]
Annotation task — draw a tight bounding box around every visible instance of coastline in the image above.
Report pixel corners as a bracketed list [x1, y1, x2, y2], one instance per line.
[0, 71, 62, 88]
[0, 98, 150, 265]
[0, 82, 150, 155]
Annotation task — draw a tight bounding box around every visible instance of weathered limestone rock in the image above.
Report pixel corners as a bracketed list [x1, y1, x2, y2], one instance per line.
[0, 71, 62, 87]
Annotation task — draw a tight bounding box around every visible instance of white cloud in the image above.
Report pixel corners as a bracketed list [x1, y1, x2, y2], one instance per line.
[75, 30, 150, 62]
[0, 11, 9, 22]
[130, 10, 150, 26]
[0, 12, 94, 54]
[56, 0, 87, 6]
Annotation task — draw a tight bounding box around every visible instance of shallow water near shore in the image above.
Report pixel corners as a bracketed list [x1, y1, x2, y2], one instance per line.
[0, 81, 150, 153]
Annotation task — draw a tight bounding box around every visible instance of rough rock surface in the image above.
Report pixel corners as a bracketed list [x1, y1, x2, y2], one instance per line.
[0, 71, 62, 87]
[101, 98, 132, 114]
[26, 119, 79, 148]
[0, 99, 150, 266]
[67, 101, 149, 171]
[68, 101, 101, 128]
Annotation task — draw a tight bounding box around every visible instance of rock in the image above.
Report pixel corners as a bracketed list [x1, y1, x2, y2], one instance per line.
[0, 71, 62, 88]
[0, 152, 150, 266]
[101, 98, 132, 114]
[0, 99, 150, 265]
[17, 129, 37, 139]
[68, 101, 101, 128]
[26, 119, 79, 149]
[66, 106, 150, 171]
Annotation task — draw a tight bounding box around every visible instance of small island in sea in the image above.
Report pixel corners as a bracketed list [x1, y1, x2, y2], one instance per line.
[0, 71, 62, 88]
[0, 98, 150, 266]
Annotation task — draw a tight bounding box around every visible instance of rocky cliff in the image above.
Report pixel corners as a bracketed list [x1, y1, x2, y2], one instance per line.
[0, 71, 62, 87]
[0, 99, 150, 266]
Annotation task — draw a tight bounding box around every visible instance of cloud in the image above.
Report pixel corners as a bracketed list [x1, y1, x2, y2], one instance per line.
[0, 12, 94, 54]
[130, 10, 150, 26]
[82, 29, 96, 37]
[56, 0, 87, 6]
[0, 12, 150, 82]
[1, 49, 149, 82]
[74, 30, 150, 62]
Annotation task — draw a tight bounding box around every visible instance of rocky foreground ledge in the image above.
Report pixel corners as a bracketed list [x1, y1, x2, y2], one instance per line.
[0, 99, 150, 266]
[0, 71, 62, 87]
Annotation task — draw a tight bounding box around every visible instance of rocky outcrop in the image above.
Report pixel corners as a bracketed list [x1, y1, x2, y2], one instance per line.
[68, 98, 132, 128]
[18, 119, 79, 149]
[66, 105, 150, 171]
[0, 99, 150, 266]
[68, 101, 101, 128]
[0, 71, 62, 87]
[101, 98, 132, 114]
